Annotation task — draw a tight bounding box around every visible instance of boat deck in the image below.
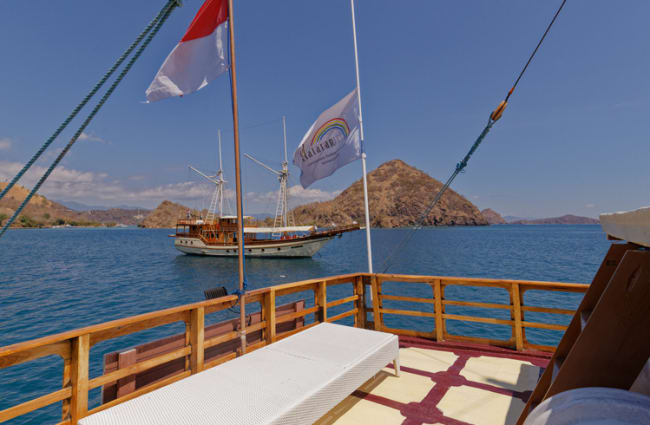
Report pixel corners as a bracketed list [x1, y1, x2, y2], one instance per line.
[317, 336, 551, 425]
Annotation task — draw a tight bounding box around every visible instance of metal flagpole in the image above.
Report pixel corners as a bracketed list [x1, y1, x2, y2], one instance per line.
[350, 0, 373, 273]
[227, 0, 246, 355]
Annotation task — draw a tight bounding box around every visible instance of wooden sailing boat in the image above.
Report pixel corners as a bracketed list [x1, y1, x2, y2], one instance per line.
[173, 119, 360, 257]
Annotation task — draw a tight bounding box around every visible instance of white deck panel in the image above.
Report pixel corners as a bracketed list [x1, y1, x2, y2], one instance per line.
[600, 206, 650, 248]
[80, 323, 398, 425]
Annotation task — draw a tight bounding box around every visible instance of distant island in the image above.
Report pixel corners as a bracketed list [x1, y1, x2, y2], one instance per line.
[481, 208, 598, 225]
[509, 215, 599, 225]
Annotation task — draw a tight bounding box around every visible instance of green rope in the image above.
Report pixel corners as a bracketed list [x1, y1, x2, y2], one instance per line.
[0, 0, 178, 204]
[0, 1, 178, 239]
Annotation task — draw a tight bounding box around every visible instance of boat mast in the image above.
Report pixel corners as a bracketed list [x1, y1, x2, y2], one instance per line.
[227, 0, 246, 355]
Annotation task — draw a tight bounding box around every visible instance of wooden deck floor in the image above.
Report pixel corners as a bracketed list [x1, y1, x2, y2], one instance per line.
[316, 337, 551, 425]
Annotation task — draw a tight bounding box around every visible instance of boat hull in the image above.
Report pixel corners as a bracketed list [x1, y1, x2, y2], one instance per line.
[174, 235, 334, 257]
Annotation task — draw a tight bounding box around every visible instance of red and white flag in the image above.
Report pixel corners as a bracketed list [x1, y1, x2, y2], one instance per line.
[146, 0, 229, 102]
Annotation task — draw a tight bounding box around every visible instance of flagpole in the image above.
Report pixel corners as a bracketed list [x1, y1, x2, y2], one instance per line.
[227, 0, 246, 355]
[350, 0, 373, 273]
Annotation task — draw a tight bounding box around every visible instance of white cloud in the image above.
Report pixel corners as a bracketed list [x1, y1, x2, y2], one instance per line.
[585, 203, 596, 208]
[78, 132, 106, 143]
[0, 161, 340, 210]
[245, 185, 340, 206]
[0, 138, 13, 151]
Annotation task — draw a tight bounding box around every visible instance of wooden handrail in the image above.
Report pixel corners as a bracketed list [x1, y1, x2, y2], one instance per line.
[0, 272, 588, 424]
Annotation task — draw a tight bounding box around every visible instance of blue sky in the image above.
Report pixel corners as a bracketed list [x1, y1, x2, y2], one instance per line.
[1, 0, 649, 218]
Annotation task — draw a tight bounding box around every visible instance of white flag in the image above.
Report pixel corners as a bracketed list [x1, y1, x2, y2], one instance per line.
[293, 89, 361, 188]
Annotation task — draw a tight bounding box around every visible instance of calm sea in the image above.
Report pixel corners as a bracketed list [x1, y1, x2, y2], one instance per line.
[0, 225, 609, 424]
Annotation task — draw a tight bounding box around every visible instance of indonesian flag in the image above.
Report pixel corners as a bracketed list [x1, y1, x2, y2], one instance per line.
[293, 89, 362, 188]
[146, 0, 229, 102]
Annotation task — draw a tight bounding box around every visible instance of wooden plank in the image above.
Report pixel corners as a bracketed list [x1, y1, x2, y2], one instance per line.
[354, 276, 366, 328]
[275, 306, 319, 325]
[116, 349, 137, 398]
[443, 313, 513, 326]
[433, 279, 444, 342]
[189, 307, 205, 374]
[318, 281, 327, 322]
[0, 340, 70, 369]
[90, 311, 190, 346]
[442, 299, 512, 310]
[326, 295, 358, 309]
[86, 371, 191, 417]
[521, 305, 576, 315]
[70, 334, 89, 424]
[326, 309, 358, 323]
[512, 283, 524, 351]
[89, 346, 191, 390]
[371, 275, 382, 331]
[381, 326, 436, 339]
[275, 322, 318, 342]
[264, 290, 276, 344]
[521, 321, 568, 331]
[444, 332, 514, 349]
[380, 308, 435, 318]
[204, 352, 237, 370]
[204, 331, 238, 350]
[523, 342, 556, 353]
[61, 352, 72, 421]
[275, 282, 317, 297]
[0, 387, 72, 423]
[381, 294, 434, 304]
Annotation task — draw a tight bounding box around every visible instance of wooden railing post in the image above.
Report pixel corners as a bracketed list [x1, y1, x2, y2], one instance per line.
[354, 276, 366, 328]
[189, 307, 205, 374]
[264, 289, 276, 344]
[317, 281, 327, 322]
[433, 279, 444, 342]
[370, 275, 382, 331]
[512, 283, 524, 351]
[70, 334, 89, 424]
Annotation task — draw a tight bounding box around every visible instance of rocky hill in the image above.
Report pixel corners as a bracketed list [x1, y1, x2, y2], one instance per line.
[481, 208, 506, 225]
[291, 159, 487, 228]
[511, 214, 599, 225]
[141, 200, 201, 228]
[0, 182, 148, 228]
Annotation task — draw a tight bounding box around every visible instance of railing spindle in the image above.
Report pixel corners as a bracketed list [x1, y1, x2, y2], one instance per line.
[512, 283, 524, 351]
[433, 279, 444, 342]
[189, 307, 205, 374]
[317, 281, 327, 322]
[70, 334, 89, 424]
[264, 289, 276, 344]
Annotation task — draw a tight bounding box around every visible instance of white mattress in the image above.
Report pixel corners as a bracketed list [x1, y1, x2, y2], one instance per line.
[81, 323, 399, 425]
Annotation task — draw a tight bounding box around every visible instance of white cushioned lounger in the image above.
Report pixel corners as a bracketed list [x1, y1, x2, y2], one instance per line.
[81, 322, 399, 425]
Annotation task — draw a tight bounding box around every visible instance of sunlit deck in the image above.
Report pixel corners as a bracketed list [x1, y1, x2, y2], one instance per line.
[318, 337, 550, 425]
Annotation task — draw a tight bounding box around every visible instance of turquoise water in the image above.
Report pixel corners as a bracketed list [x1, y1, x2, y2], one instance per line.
[0, 225, 609, 424]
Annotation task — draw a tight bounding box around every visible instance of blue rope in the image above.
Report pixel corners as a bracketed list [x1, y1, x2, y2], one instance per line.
[0, 1, 179, 240]
[0, 0, 178, 205]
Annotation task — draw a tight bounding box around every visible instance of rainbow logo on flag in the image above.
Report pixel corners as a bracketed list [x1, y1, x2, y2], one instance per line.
[302, 118, 350, 157]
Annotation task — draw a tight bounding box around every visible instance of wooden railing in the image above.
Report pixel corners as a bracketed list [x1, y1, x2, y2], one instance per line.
[0, 273, 587, 424]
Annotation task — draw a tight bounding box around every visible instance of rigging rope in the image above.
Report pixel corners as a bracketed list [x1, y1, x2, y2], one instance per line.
[380, 0, 567, 273]
[0, 0, 180, 239]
